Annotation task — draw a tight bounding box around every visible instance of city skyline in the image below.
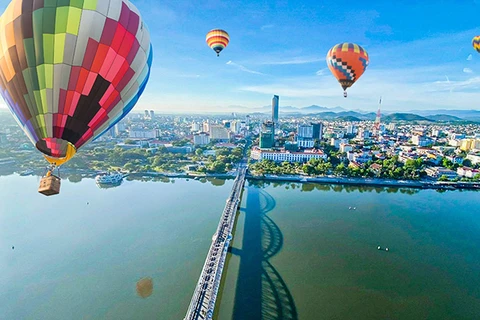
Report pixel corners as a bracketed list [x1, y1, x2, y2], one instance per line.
[0, 0, 479, 113]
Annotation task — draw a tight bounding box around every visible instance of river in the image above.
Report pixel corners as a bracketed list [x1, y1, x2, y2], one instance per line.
[1, 175, 479, 319]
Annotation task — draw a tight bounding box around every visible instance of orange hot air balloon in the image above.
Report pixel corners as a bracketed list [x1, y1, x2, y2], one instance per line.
[206, 29, 230, 57]
[326, 43, 369, 97]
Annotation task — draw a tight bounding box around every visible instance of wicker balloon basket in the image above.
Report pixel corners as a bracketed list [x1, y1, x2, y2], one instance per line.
[38, 174, 61, 196]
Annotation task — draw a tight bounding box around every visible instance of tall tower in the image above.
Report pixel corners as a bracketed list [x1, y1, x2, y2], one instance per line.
[272, 95, 279, 124]
[374, 97, 381, 130]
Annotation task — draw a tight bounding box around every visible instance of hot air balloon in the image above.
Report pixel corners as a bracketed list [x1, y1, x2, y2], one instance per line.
[0, 0, 153, 195]
[326, 43, 369, 97]
[473, 36, 480, 54]
[206, 29, 229, 57]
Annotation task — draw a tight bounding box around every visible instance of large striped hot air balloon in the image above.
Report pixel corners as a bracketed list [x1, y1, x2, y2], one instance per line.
[473, 36, 480, 54]
[326, 43, 369, 97]
[0, 0, 152, 167]
[206, 29, 229, 57]
[0, 0, 152, 195]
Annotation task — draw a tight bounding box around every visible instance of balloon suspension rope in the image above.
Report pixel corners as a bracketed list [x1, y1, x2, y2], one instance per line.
[46, 163, 58, 177]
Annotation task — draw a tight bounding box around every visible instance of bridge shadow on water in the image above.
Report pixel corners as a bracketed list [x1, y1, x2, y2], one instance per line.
[229, 185, 298, 320]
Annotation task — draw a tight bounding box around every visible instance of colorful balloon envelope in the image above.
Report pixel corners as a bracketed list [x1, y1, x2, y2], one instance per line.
[0, 0, 153, 166]
[206, 29, 229, 57]
[326, 43, 369, 97]
[473, 36, 480, 54]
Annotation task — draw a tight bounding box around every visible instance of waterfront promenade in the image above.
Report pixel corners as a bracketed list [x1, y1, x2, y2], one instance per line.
[184, 161, 248, 320]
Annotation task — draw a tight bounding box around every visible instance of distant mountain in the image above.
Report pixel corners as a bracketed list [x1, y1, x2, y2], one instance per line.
[409, 109, 480, 121]
[383, 113, 432, 122]
[275, 105, 346, 114]
[336, 116, 362, 122]
[312, 111, 376, 121]
[425, 114, 464, 122]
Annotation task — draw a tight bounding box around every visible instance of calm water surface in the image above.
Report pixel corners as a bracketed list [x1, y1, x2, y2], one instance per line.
[1, 176, 480, 319]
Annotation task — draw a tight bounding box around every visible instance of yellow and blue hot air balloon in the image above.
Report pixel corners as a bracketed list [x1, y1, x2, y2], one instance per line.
[326, 43, 369, 97]
[206, 29, 229, 57]
[473, 36, 480, 54]
[0, 0, 152, 168]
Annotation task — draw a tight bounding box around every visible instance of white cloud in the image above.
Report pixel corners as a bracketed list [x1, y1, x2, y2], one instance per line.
[261, 24, 274, 30]
[226, 61, 266, 75]
[316, 69, 327, 76]
[467, 54, 473, 61]
[463, 68, 474, 73]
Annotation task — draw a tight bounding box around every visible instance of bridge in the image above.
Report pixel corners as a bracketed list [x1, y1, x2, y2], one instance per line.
[184, 161, 248, 320]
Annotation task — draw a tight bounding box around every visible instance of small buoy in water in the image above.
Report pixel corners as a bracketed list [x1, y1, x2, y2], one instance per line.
[87, 202, 89, 205]
[385, 248, 389, 251]
[377, 246, 381, 250]
[349, 207, 352, 210]
[353, 207, 356, 210]
[12, 246, 14, 250]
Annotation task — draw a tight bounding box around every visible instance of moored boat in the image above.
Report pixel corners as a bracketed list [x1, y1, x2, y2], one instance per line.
[95, 172, 124, 185]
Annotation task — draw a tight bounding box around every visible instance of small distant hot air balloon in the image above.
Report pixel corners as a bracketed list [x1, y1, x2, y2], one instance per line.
[206, 29, 230, 57]
[0, 0, 152, 195]
[326, 43, 369, 97]
[473, 36, 480, 54]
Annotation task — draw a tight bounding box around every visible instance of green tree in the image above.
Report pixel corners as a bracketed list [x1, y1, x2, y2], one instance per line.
[438, 175, 449, 181]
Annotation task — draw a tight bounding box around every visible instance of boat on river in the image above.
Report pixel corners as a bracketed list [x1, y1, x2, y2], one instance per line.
[95, 172, 124, 185]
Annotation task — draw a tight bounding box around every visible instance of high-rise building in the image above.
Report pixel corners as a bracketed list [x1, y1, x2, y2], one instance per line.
[202, 120, 210, 133]
[346, 125, 356, 135]
[296, 124, 315, 148]
[114, 122, 126, 136]
[298, 124, 314, 138]
[109, 127, 116, 138]
[357, 129, 371, 139]
[259, 132, 274, 149]
[209, 124, 230, 141]
[193, 132, 210, 146]
[272, 95, 279, 124]
[144, 110, 150, 118]
[129, 129, 156, 139]
[311, 122, 323, 140]
[191, 122, 200, 132]
[260, 121, 275, 149]
[150, 110, 155, 118]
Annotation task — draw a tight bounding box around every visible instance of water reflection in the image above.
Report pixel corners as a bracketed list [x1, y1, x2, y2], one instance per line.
[125, 175, 232, 187]
[229, 185, 298, 320]
[136, 277, 153, 298]
[67, 174, 83, 183]
[96, 181, 123, 189]
[248, 179, 421, 195]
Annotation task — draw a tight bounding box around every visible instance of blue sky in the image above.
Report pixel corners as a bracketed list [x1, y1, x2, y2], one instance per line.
[1, 0, 480, 113]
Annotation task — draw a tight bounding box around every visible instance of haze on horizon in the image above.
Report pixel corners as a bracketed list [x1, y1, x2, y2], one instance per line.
[0, 0, 479, 113]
